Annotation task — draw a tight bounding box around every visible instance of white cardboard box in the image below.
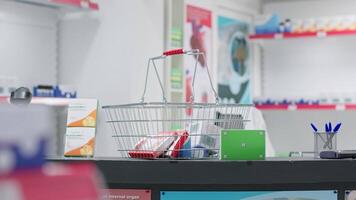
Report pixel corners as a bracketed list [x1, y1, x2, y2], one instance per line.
[66, 99, 98, 127]
[64, 127, 95, 157]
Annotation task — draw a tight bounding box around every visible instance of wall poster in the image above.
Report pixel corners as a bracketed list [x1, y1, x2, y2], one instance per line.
[218, 16, 251, 104]
[185, 4, 213, 113]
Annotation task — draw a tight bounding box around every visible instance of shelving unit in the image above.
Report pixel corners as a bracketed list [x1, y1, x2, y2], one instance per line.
[11, 0, 99, 11]
[249, 30, 356, 40]
[256, 103, 356, 111]
[0, 96, 73, 106]
[51, 0, 99, 10]
[250, 29, 356, 111]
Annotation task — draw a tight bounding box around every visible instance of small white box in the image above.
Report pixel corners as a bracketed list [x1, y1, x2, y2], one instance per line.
[64, 127, 95, 157]
[67, 99, 98, 127]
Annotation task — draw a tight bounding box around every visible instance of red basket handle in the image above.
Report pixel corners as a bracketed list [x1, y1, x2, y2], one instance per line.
[163, 49, 185, 56]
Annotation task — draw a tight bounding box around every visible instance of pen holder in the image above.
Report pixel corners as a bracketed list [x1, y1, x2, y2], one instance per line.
[314, 132, 337, 158]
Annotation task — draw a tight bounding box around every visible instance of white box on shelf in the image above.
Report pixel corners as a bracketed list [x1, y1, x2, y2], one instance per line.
[66, 99, 98, 127]
[64, 127, 95, 157]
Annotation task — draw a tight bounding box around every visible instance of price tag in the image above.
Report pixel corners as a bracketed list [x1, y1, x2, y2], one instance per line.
[336, 104, 345, 111]
[317, 32, 327, 38]
[274, 33, 284, 39]
[288, 105, 297, 111]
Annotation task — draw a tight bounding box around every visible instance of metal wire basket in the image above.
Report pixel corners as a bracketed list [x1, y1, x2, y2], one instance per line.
[103, 49, 252, 159]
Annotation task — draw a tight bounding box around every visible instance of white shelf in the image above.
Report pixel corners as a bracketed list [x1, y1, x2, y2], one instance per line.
[249, 30, 356, 40]
[0, 96, 74, 106]
[11, 0, 99, 12]
[256, 104, 356, 111]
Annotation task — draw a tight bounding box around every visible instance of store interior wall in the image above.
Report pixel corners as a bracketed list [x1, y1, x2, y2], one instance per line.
[263, 0, 356, 98]
[0, 1, 58, 88]
[59, 0, 165, 105]
[261, 0, 356, 154]
[58, 0, 165, 157]
[7, 0, 356, 157]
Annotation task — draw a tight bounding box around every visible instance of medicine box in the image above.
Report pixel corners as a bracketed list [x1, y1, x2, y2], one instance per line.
[67, 99, 98, 127]
[64, 127, 95, 157]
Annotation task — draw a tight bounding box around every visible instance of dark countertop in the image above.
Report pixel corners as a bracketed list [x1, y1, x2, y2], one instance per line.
[47, 156, 356, 189]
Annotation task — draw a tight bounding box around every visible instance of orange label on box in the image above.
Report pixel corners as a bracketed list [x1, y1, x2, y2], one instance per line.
[68, 110, 97, 127]
[67, 99, 98, 127]
[64, 127, 95, 157]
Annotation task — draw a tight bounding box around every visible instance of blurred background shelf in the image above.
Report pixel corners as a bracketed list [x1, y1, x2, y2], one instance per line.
[10, 0, 99, 12]
[0, 96, 73, 106]
[249, 30, 356, 40]
[256, 104, 356, 111]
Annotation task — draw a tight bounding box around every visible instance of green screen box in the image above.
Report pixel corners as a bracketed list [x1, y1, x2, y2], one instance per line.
[220, 129, 265, 160]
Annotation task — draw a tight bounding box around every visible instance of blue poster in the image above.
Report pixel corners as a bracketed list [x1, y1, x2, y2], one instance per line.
[218, 16, 251, 104]
[161, 191, 337, 200]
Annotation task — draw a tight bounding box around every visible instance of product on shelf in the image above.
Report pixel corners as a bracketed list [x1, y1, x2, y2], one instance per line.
[64, 99, 98, 157]
[254, 98, 321, 106]
[33, 84, 77, 98]
[302, 19, 317, 33]
[278, 19, 292, 33]
[315, 18, 329, 32]
[291, 20, 303, 33]
[284, 19, 292, 33]
[66, 99, 98, 127]
[253, 15, 356, 35]
[253, 95, 356, 106]
[64, 127, 95, 157]
[254, 14, 280, 34]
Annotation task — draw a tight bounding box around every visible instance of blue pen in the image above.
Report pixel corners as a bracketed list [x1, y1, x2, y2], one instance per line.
[333, 123, 342, 133]
[311, 123, 318, 132]
[325, 123, 329, 132]
[324, 122, 342, 149]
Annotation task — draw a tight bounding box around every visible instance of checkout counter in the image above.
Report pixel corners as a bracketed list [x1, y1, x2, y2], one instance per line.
[49, 157, 356, 200]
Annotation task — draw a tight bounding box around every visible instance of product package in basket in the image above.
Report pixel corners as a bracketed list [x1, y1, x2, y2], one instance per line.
[129, 132, 177, 159]
[166, 130, 189, 158]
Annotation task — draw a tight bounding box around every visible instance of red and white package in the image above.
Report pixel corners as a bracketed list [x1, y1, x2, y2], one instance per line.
[129, 132, 177, 159]
[166, 130, 189, 158]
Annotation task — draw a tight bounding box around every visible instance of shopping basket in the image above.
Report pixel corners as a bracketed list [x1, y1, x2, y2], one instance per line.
[102, 49, 252, 159]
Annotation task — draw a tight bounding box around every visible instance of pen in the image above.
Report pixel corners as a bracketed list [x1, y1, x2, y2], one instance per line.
[311, 123, 318, 132]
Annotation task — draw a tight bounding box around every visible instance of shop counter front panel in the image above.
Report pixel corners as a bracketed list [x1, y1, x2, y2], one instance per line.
[48, 158, 356, 200]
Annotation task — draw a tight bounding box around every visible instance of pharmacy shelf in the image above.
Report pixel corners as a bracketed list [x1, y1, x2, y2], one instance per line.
[249, 30, 356, 40]
[31, 97, 72, 106]
[0, 96, 73, 106]
[11, 0, 99, 11]
[256, 104, 356, 111]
